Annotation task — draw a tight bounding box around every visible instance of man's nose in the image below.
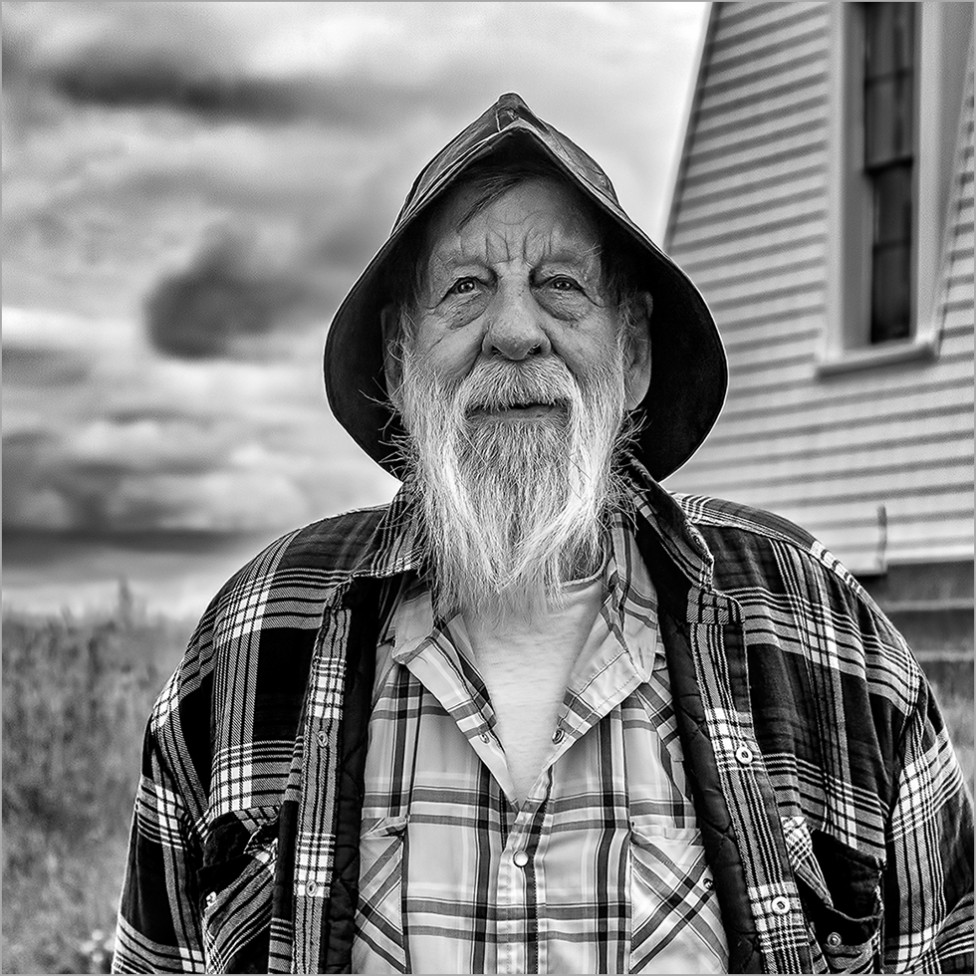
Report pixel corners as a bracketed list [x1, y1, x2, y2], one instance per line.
[482, 283, 551, 360]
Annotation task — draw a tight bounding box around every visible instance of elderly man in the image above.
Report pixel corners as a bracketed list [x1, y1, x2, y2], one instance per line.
[114, 94, 973, 975]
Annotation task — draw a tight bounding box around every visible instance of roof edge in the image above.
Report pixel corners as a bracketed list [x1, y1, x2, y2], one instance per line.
[663, 2, 719, 250]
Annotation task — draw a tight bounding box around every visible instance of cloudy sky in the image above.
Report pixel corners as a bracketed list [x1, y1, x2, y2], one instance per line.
[2, 0, 708, 617]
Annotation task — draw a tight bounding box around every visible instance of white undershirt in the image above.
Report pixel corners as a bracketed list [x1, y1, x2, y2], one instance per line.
[462, 572, 605, 805]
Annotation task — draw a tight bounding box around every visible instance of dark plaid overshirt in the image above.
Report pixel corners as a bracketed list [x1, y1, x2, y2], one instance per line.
[113, 465, 974, 973]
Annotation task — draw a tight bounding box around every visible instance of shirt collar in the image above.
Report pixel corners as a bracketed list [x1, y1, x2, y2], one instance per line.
[381, 482, 664, 750]
[621, 456, 716, 592]
[348, 480, 425, 581]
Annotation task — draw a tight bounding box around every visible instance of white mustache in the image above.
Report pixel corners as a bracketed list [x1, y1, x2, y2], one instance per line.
[456, 359, 577, 414]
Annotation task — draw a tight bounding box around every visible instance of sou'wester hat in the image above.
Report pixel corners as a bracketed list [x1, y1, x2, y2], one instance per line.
[324, 92, 727, 482]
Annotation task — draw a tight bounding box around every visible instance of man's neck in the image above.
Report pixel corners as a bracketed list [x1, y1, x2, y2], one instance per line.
[461, 572, 605, 805]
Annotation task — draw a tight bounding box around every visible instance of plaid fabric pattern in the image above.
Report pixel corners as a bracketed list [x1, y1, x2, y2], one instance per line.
[351, 513, 728, 973]
[113, 468, 974, 974]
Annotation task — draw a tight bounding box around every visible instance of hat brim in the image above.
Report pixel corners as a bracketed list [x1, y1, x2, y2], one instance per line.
[324, 125, 726, 483]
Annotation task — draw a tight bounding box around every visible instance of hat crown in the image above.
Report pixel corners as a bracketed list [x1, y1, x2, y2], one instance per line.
[494, 92, 534, 128]
[396, 92, 618, 230]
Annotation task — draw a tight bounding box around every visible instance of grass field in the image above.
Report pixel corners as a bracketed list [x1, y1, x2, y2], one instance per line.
[2, 601, 193, 975]
[2, 601, 973, 973]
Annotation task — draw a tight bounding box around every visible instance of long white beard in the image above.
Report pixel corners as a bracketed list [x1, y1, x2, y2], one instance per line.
[397, 345, 630, 622]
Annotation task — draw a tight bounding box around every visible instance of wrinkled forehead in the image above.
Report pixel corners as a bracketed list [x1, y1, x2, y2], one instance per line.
[421, 175, 604, 267]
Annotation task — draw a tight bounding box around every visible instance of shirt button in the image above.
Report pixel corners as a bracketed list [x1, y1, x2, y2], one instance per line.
[205, 891, 217, 908]
[825, 932, 843, 948]
[552, 728, 564, 743]
[315, 730, 328, 748]
[512, 850, 529, 868]
[480, 731, 491, 743]
[734, 745, 755, 765]
[771, 895, 790, 915]
[306, 880, 319, 896]
[702, 876, 714, 890]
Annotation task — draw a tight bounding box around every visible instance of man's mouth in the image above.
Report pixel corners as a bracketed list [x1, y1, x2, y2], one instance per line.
[467, 399, 566, 421]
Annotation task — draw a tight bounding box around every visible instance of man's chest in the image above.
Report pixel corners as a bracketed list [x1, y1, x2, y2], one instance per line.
[354, 625, 727, 974]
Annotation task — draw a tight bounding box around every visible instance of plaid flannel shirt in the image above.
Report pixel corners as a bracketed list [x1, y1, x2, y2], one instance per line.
[113, 463, 974, 973]
[352, 505, 728, 973]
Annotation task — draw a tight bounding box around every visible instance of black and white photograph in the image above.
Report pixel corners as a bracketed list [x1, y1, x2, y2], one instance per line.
[2, 2, 974, 973]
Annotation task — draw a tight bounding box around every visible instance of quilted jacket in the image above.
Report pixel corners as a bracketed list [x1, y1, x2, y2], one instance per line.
[113, 475, 974, 974]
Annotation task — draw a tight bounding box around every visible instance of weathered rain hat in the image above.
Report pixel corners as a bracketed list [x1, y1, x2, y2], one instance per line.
[324, 92, 727, 482]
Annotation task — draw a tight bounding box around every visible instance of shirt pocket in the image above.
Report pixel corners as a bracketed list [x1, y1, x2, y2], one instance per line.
[629, 820, 727, 974]
[197, 806, 278, 974]
[782, 816, 883, 974]
[352, 814, 408, 975]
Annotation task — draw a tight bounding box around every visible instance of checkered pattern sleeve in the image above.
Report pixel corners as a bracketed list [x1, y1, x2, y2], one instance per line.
[112, 670, 207, 973]
[884, 678, 974, 973]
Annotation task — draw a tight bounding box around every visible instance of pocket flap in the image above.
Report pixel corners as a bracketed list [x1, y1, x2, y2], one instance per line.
[202, 805, 279, 866]
[361, 813, 408, 838]
[197, 807, 279, 973]
[198, 806, 279, 909]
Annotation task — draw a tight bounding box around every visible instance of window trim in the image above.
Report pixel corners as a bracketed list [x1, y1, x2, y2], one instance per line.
[818, 2, 970, 375]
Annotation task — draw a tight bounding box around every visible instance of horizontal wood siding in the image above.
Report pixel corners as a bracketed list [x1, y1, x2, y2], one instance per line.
[664, 1, 975, 574]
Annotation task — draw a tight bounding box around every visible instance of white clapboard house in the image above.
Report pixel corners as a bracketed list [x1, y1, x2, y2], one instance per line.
[664, 2, 974, 681]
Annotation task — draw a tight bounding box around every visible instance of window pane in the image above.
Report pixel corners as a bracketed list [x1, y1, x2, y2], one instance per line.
[865, 75, 914, 166]
[865, 3, 915, 80]
[871, 243, 912, 343]
[862, 3, 916, 346]
[873, 164, 913, 245]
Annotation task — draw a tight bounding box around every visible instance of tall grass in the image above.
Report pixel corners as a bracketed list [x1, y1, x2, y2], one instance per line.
[2, 601, 191, 974]
[2, 601, 972, 972]
[935, 681, 976, 800]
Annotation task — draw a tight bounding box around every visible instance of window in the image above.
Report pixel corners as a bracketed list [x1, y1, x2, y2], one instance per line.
[863, 2, 915, 344]
[821, 2, 972, 372]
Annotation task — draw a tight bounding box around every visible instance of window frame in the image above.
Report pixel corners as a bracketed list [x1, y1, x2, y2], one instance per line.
[819, 2, 970, 375]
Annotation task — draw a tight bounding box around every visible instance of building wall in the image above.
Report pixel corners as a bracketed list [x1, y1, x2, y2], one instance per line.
[664, 2, 975, 583]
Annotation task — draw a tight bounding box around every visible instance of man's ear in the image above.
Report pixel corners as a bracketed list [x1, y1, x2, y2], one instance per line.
[380, 304, 404, 411]
[623, 292, 652, 411]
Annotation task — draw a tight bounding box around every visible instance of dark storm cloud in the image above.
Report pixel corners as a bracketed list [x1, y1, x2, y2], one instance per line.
[69, 453, 216, 479]
[2, 1, 240, 99]
[45, 55, 310, 122]
[1, 430, 63, 512]
[5, 448, 225, 542]
[144, 230, 313, 358]
[3, 0, 591, 134]
[2, 428, 58, 455]
[2, 427, 71, 530]
[2, 526, 263, 566]
[3, 0, 467, 131]
[3, 429, 187, 536]
[2, 345, 92, 386]
[38, 54, 495, 133]
[105, 405, 227, 426]
[1, 25, 26, 83]
[142, 182, 395, 359]
[1, 396, 252, 538]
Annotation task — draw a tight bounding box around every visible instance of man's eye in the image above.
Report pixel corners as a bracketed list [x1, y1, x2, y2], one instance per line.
[548, 277, 581, 292]
[450, 278, 480, 296]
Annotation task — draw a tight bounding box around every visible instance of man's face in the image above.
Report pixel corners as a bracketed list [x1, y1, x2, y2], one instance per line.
[403, 177, 648, 415]
[386, 175, 650, 621]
